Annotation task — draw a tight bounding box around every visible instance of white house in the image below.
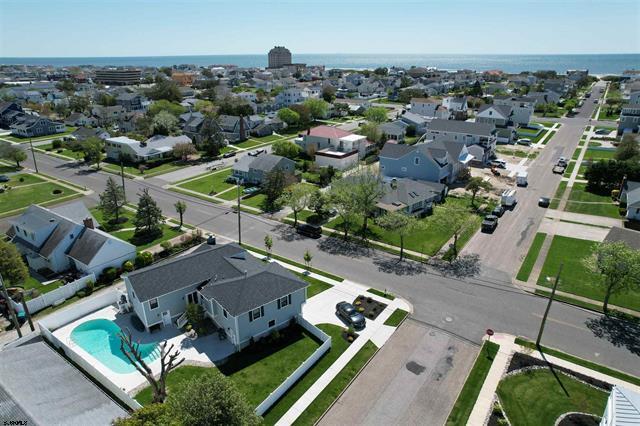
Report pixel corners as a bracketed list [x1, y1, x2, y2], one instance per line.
[601, 385, 640, 425]
[410, 98, 440, 117]
[621, 180, 640, 221]
[7, 202, 136, 277]
[493, 96, 534, 126]
[105, 135, 192, 162]
[295, 125, 373, 170]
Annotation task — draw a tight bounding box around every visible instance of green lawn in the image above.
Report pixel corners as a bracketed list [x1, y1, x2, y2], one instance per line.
[537, 235, 640, 311]
[293, 340, 378, 425]
[541, 130, 557, 144]
[262, 324, 348, 425]
[0, 175, 81, 216]
[516, 233, 547, 282]
[101, 160, 188, 178]
[515, 337, 640, 387]
[136, 325, 322, 408]
[37, 143, 80, 159]
[5, 173, 47, 187]
[568, 182, 613, 203]
[549, 181, 567, 210]
[295, 272, 332, 298]
[20, 275, 64, 299]
[287, 209, 328, 226]
[384, 309, 408, 326]
[446, 341, 499, 426]
[583, 148, 616, 161]
[112, 224, 184, 251]
[368, 288, 395, 300]
[564, 201, 621, 218]
[532, 121, 556, 128]
[89, 207, 137, 232]
[597, 108, 620, 121]
[241, 193, 267, 210]
[252, 134, 283, 143]
[0, 163, 20, 173]
[326, 196, 485, 256]
[497, 369, 607, 426]
[177, 168, 234, 195]
[563, 161, 577, 177]
[235, 139, 265, 149]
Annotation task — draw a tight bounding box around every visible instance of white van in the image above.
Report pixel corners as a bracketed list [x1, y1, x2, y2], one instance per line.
[501, 189, 517, 207]
[516, 171, 528, 187]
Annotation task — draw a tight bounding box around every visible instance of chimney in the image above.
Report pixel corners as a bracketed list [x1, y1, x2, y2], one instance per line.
[83, 217, 94, 229]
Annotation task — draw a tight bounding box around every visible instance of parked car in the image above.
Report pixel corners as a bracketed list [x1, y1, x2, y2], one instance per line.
[552, 165, 566, 174]
[222, 152, 236, 158]
[501, 189, 517, 208]
[538, 197, 551, 207]
[595, 129, 610, 135]
[516, 171, 528, 187]
[481, 215, 499, 232]
[492, 205, 505, 217]
[490, 159, 507, 169]
[243, 187, 259, 194]
[516, 138, 531, 145]
[296, 223, 322, 239]
[557, 157, 568, 166]
[0, 175, 9, 183]
[336, 302, 366, 330]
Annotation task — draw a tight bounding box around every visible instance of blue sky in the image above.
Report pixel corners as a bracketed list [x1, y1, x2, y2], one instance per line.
[1, 0, 638, 57]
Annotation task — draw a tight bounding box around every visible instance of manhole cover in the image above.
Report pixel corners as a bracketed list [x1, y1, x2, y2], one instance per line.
[444, 316, 454, 323]
[406, 361, 426, 375]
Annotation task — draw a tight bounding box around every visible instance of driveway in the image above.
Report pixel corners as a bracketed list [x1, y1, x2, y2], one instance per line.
[318, 319, 478, 426]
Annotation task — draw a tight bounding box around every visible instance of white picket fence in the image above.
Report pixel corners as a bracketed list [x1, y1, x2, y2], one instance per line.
[254, 316, 332, 416]
[14, 274, 96, 314]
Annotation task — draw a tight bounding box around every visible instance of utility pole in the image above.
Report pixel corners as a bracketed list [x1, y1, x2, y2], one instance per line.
[29, 138, 38, 173]
[536, 263, 563, 347]
[120, 159, 127, 203]
[237, 179, 242, 244]
[0, 274, 22, 338]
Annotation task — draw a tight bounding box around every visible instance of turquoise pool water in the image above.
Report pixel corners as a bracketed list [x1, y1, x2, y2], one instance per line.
[70, 318, 158, 374]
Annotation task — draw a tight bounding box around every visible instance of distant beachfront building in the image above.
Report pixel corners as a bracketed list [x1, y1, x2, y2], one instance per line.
[268, 46, 292, 69]
[94, 68, 141, 86]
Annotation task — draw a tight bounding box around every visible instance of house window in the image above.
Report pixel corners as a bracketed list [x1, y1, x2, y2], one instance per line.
[223, 309, 228, 318]
[278, 295, 291, 309]
[268, 320, 275, 328]
[414, 157, 420, 165]
[149, 298, 158, 309]
[249, 306, 264, 322]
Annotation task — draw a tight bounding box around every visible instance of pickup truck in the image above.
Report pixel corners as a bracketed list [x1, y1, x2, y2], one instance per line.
[552, 165, 566, 174]
[481, 215, 499, 232]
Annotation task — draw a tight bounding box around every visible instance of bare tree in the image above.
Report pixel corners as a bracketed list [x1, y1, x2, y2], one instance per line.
[119, 329, 185, 403]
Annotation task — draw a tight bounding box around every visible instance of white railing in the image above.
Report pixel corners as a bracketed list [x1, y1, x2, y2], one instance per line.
[20, 274, 96, 314]
[254, 316, 331, 416]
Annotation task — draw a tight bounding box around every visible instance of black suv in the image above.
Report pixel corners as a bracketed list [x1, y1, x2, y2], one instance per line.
[296, 223, 322, 239]
[481, 215, 498, 232]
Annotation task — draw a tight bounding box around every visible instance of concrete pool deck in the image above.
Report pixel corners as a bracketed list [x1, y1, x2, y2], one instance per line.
[52, 305, 236, 394]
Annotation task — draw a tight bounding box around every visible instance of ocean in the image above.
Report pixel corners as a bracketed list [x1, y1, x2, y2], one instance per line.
[0, 53, 638, 75]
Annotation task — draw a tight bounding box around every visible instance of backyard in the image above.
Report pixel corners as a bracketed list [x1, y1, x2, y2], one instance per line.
[0, 173, 82, 217]
[536, 235, 640, 311]
[136, 324, 322, 408]
[496, 369, 608, 426]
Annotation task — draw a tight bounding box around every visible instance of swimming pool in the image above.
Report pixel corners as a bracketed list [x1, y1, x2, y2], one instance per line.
[70, 318, 158, 374]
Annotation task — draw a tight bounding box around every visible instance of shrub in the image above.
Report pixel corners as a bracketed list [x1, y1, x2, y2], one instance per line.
[347, 335, 354, 342]
[619, 207, 627, 216]
[135, 251, 153, 268]
[19, 177, 24, 182]
[185, 303, 204, 326]
[357, 307, 364, 312]
[122, 260, 134, 272]
[85, 280, 94, 295]
[52, 189, 63, 194]
[160, 241, 173, 251]
[269, 329, 281, 343]
[30, 289, 40, 298]
[101, 267, 118, 283]
[52, 139, 62, 149]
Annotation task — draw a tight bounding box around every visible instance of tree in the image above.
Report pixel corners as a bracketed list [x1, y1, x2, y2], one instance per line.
[583, 241, 640, 313]
[82, 136, 104, 169]
[173, 142, 197, 161]
[303, 250, 313, 273]
[466, 177, 493, 206]
[0, 145, 27, 168]
[431, 206, 471, 261]
[359, 122, 382, 146]
[303, 98, 329, 120]
[0, 239, 28, 286]
[147, 80, 182, 102]
[263, 169, 293, 212]
[309, 189, 328, 217]
[329, 178, 358, 239]
[277, 108, 300, 126]
[351, 170, 384, 235]
[216, 96, 254, 116]
[113, 403, 169, 426]
[615, 134, 640, 161]
[322, 86, 336, 103]
[279, 183, 315, 226]
[56, 79, 76, 93]
[147, 99, 186, 117]
[69, 95, 90, 113]
[97, 93, 117, 106]
[166, 370, 260, 426]
[373, 67, 388, 76]
[264, 234, 273, 258]
[398, 89, 425, 104]
[150, 110, 179, 136]
[174, 200, 187, 229]
[134, 189, 163, 237]
[118, 330, 184, 403]
[99, 177, 126, 224]
[194, 99, 215, 114]
[200, 118, 226, 157]
[468, 80, 483, 97]
[376, 212, 423, 261]
[365, 106, 388, 124]
[272, 140, 301, 159]
[290, 104, 312, 128]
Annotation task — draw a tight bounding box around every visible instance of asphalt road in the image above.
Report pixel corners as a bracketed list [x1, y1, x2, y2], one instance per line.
[3, 81, 639, 377]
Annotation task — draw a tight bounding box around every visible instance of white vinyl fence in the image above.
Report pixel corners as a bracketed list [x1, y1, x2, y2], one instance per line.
[11, 274, 96, 315]
[38, 289, 142, 411]
[254, 316, 331, 416]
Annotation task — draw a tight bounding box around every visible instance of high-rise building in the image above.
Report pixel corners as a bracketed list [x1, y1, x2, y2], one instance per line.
[268, 46, 292, 69]
[94, 69, 142, 86]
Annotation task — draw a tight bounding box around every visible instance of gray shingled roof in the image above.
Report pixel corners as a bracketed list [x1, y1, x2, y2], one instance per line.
[249, 154, 290, 173]
[200, 262, 307, 316]
[67, 228, 109, 265]
[379, 143, 415, 159]
[0, 338, 127, 426]
[51, 201, 96, 225]
[428, 119, 494, 136]
[39, 219, 77, 258]
[604, 227, 640, 250]
[478, 104, 513, 118]
[378, 178, 445, 207]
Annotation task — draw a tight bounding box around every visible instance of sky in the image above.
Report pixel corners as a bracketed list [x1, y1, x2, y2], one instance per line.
[1, 0, 639, 57]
